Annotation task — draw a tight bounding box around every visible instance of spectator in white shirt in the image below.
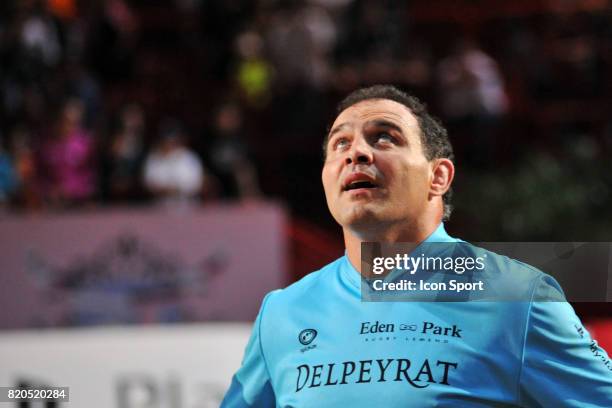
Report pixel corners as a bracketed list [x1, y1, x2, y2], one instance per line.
[143, 120, 204, 204]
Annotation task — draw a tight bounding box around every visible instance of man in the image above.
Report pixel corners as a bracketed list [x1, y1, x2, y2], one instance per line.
[222, 85, 612, 407]
[143, 119, 205, 204]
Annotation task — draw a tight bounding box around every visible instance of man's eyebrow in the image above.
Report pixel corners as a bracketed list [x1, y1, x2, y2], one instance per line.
[328, 122, 350, 138]
[365, 119, 404, 134]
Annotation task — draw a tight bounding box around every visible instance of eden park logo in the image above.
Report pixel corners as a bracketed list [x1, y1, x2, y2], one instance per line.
[360, 321, 462, 338]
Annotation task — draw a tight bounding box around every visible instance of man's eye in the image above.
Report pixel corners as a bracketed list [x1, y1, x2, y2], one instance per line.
[377, 132, 394, 143]
[334, 138, 349, 150]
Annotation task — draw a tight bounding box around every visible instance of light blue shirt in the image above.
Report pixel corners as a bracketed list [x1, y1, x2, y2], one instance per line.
[222, 224, 612, 407]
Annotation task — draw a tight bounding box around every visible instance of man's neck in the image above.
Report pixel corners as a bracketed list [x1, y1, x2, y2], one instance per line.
[344, 218, 442, 275]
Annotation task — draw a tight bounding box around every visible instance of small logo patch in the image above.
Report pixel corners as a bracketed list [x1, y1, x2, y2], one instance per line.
[299, 329, 317, 345]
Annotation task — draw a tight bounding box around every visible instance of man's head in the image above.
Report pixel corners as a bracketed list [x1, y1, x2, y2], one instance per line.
[321, 85, 455, 234]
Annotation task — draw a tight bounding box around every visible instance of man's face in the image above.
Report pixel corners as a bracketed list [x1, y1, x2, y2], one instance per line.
[322, 99, 433, 230]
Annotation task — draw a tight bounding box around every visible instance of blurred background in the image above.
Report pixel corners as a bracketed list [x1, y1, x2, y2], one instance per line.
[0, 0, 611, 406]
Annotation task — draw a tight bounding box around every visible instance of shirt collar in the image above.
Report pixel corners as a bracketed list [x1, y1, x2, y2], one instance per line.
[339, 223, 458, 289]
[423, 222, 459, 243]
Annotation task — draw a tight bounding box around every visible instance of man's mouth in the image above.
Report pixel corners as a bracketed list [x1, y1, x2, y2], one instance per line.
[343, 180, 378, 191]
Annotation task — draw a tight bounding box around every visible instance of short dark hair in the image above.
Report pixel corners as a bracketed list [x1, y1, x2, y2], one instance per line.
[325, 84, 455, 220]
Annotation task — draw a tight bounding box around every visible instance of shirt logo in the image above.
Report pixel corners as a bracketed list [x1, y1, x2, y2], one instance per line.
[295, 358, 459, 392]
[359, 321, 462, 344]
[299, 329, 318, 346]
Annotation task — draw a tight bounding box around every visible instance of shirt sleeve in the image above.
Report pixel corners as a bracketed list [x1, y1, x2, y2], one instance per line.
[519, 275, 612, 407]
[221, 293, 276, 408]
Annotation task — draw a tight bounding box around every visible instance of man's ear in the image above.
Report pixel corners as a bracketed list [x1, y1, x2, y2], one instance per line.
[430, 158, 454, 198]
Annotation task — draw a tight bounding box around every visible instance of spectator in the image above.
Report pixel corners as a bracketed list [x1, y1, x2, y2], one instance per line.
[105, 103, 146, 201]
[265, 2, 334, 89]
[143, 120, 205, 205]
[40, 98, 97, 208]
[10, 125, 41, 210]
[209, 103, 260, 200]
[437, 40, 509, 121]
[64, 61, 102, 130]
[437, 40, 509, 167]
[234, 30, 273, 107]
[20, 3, 62, 69]
[0, 134, 18, 208]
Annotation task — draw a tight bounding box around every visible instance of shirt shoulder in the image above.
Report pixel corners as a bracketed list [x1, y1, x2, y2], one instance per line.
[447, 241, 550, 302]
[264, 257, 344, 309]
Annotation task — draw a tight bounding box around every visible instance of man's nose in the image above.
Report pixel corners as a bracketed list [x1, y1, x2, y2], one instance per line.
[345, 137, 373, 165]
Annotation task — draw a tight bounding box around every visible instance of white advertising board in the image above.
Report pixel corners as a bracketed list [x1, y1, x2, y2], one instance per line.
[0, 323, 251, 407]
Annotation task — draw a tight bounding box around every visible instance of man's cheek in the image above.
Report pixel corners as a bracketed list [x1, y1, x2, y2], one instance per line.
[321, 168, 334, 193]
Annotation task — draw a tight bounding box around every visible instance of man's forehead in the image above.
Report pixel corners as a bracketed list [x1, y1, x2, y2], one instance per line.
[331, 98, 419, 130]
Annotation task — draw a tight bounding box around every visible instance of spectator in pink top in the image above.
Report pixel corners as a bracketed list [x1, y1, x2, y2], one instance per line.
[41, 98, 97, 208]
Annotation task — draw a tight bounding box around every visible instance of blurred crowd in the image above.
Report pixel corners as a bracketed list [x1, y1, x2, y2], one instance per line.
[0, 0, 266, 210]
[0, 0, 610, 238]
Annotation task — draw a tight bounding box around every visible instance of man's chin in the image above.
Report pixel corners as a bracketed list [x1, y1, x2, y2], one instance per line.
[340, 206, 383, 229]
